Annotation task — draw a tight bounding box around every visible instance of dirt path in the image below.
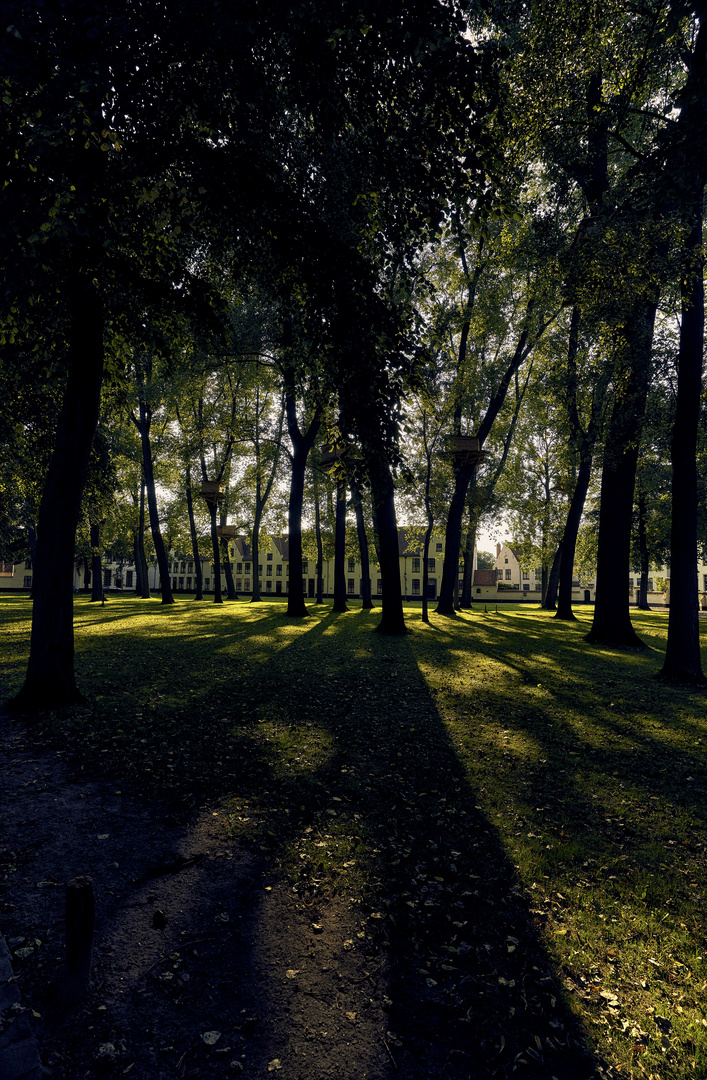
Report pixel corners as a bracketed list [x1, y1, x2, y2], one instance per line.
[0, 709, 391, 1079]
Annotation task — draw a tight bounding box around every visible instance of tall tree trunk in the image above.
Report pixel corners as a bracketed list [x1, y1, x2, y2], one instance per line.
[185, 465, 204, 600]
[137, 479, 150, 598]
[314, 474, 324, 604]
[460, 500, 478, 608]
[351, 479, 373, 609]
[369, 455, 406, 635]
[207, 500, 223, 604]
[221, 536, 237, 599]
[285, 391, 321, 617]
[332, 479, 349, 613]
[543, 541, 563, 611]
[586, 299, 657, 648]
[437, 463, 475, 615]
[636, 487, 651, 611]
[90, 519, 103, 602]
[12, 279, 104, 710]
[659, 196, 705, 682]
[134, 384, 173, 605]
[556, 458, 592, 619]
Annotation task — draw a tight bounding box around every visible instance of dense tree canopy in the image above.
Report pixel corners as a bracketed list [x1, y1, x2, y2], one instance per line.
[2, 0, 707, 705]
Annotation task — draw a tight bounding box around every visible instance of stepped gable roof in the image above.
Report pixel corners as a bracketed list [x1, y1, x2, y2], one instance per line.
[273, 536, 289, 560]
[474, 569, 496, 586]
[232, 536, 253, 560]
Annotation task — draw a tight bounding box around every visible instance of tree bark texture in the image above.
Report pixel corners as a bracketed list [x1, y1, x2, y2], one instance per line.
[543, 541, 563, 611]
[285, 392, 321, 617]
[137, 478, 151, 598]
[13, 280, 104, 710]
[135, 384, 173, 605]
[333, 480, 349, 612]
[437, 463, 474, 615]
[636, 488, 651, 611]
[90, 519, 103, 602]
[586, 300, 657, 648]
[185, 466, 204, 600]
[659, 196, 705, 682]
[351, 479, 373, 609]
[369, 455, 406, 634]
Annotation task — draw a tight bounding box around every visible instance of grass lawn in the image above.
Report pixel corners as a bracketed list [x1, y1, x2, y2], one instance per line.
[2, 593, 707, 1077]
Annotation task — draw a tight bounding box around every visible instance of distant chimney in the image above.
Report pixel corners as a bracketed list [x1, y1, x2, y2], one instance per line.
[496, 542, 501, 558]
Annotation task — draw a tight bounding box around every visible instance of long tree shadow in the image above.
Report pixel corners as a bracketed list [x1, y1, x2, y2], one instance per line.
[227, 608, 609, 1078]
[2, 600, 620, 1079]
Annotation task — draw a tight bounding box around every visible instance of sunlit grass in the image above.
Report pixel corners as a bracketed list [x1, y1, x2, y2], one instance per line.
[3, 594, 707, 1074]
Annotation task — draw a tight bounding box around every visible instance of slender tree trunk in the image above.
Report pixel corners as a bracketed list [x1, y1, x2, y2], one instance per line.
[556, 458, 592, 619]
[135, 389, 173, 605]
[12, 279, 104, 710]
[90, 519, 103, 602]
[314, 475, 324, 604]
[136, 478, 150, 598]
[185, 465, 204, 600]
[636, 488, 651, 611]
[285, 392, 321, 617]
[437, 464, 474, 615]
[332, 479, 349, 612]
[543, 542, 563, 611]
[659, 196, 705, 682]
[460, 501, 477, 608]
[221, 537, 237, 599]
[369, 456, 406, 635]
[421, 525, 434, 624]
[586, 299, 657, 648]
[207, 500, 223, 604]
[351, 479, 373, 609]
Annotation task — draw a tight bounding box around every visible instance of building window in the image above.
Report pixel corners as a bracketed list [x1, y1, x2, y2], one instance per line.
[187, 562, 193, 573]
[244, 578, 250, 590]
[436, 542, 443, 552]
[412, 578, 420, 595]
[244, 562, 251, 574]
[504, 557, 508, 563]
[23, 575, 32, 589]
[302, 560, 308, 572]
[186, 577, 191, 589]
[522, 571, 529, 580]
[276, 564, 282, 576]
[505, 569, 511, 580]
[376, 579, 382, 594]
[348, 558, 355, 572]
[412, 557, 420, 573]
[523, 583, 529, 591]
[236, 578, 242, 589]
[204, 577, 210, 589]
[236, 562, 242, 575]
[179, 577, 184, 588]
[267, 552, 272, 561]
[347, 578, 355, 593]
[266, 565, 272, 576]
[629, 577, 634, 588]
[427, 558, 435, 571]
[258, 563, 263, 574]
[476, 587, 481, 594]
[266, 580, 272, 591]
[126, 570, 133, 587]
[173, 578, 178, 590]
[180, 561, 186, 573]
[104, 569, 111, 587]
[647, 578, 654, 591]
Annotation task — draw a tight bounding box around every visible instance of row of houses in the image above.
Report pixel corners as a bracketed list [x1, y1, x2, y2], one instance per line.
[0, 534, 688, 604]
